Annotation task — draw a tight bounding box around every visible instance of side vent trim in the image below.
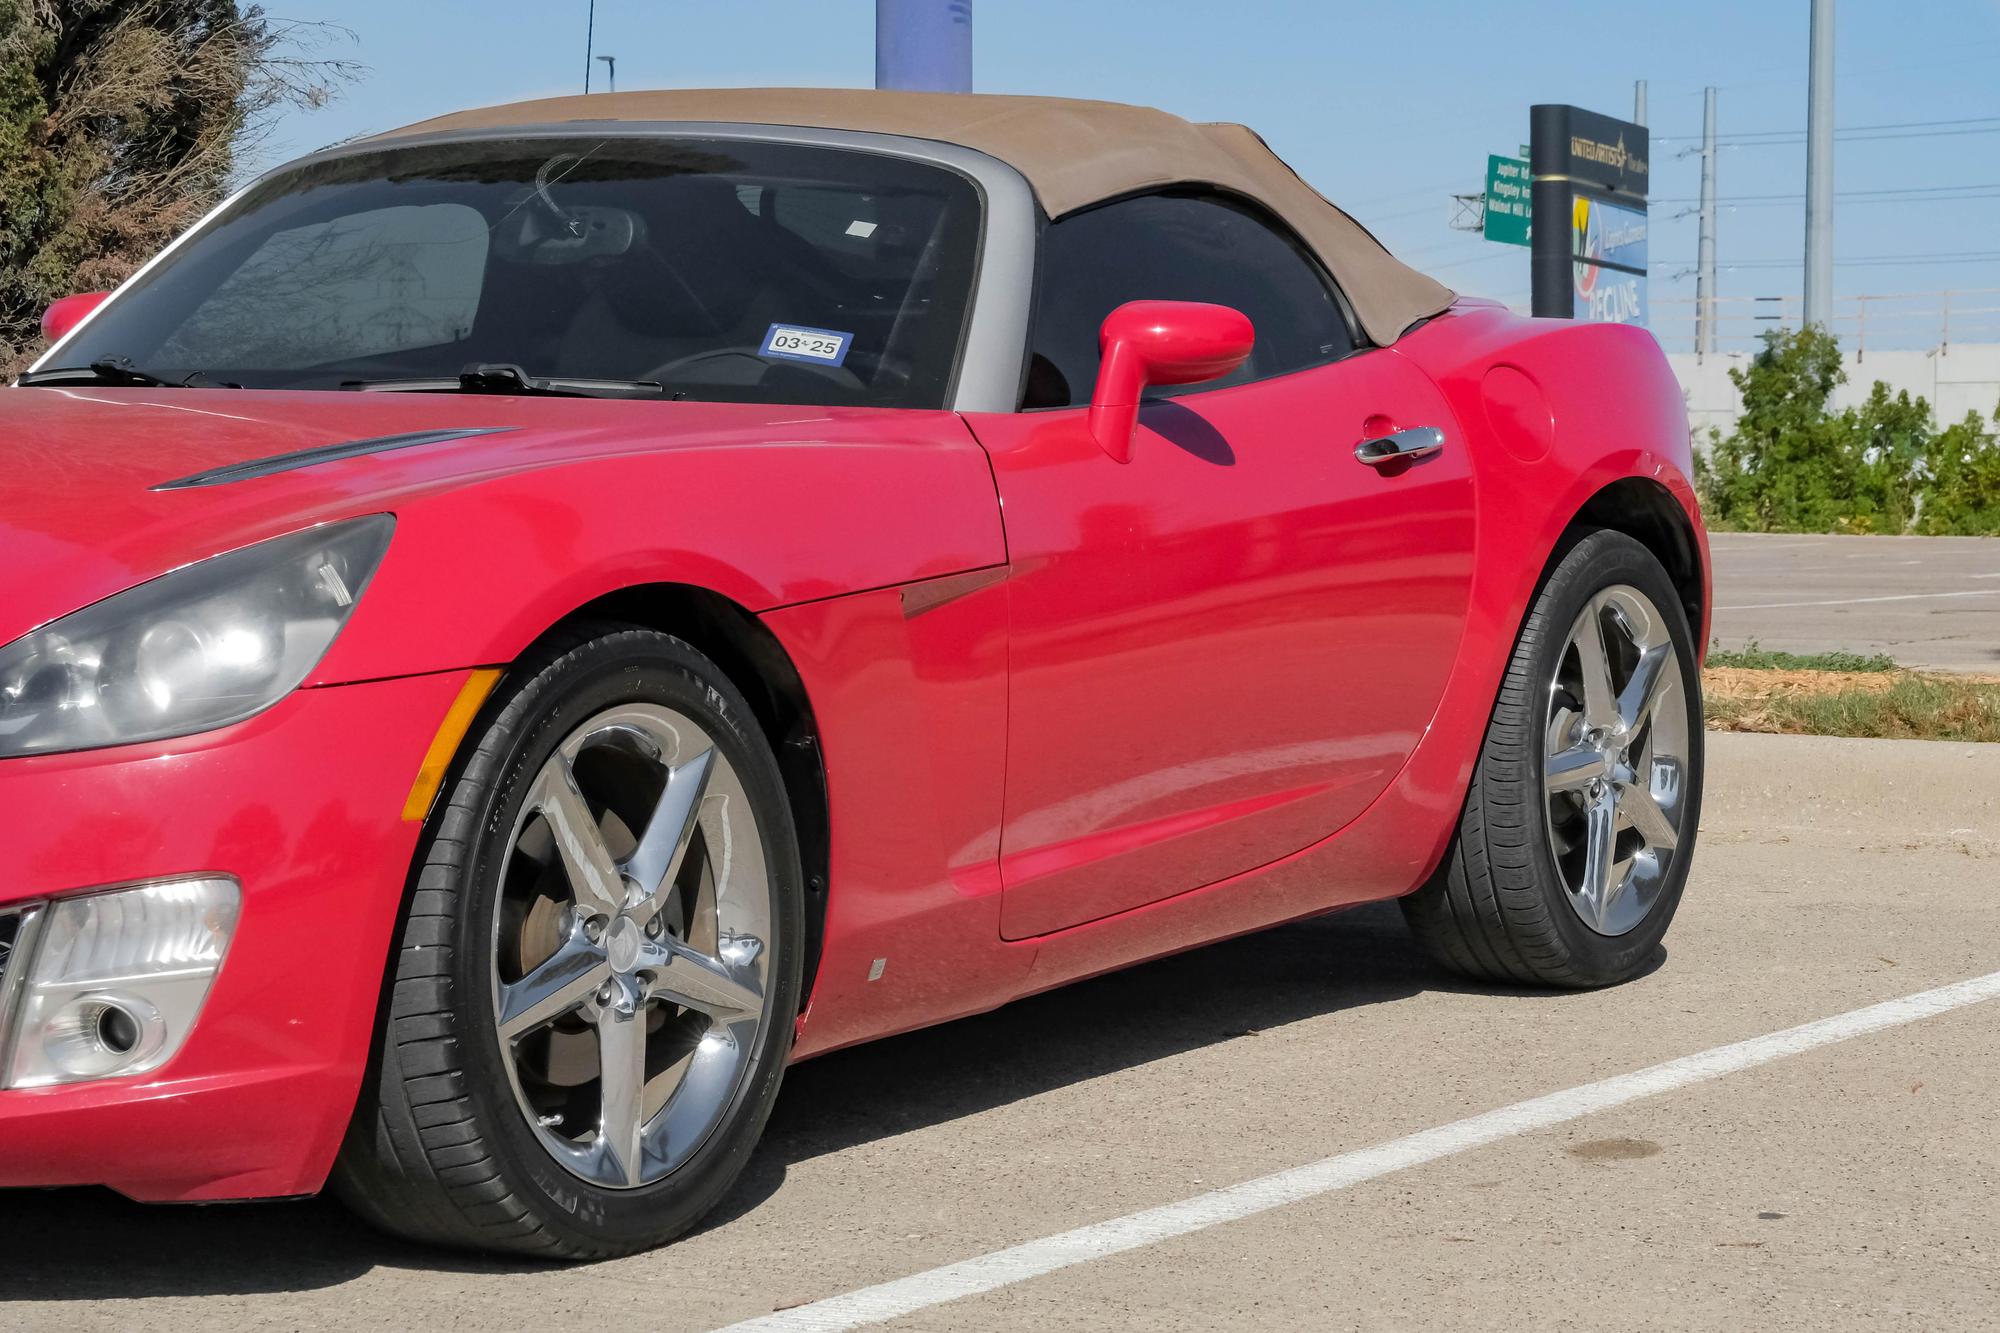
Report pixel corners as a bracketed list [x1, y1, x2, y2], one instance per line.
[153, 427, 513, 490]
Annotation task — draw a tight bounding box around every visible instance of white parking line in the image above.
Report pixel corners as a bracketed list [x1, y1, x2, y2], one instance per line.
[715, 969, 2000, 1333]
[1717, 589, 2000, 611]
[1708, 536, 1827, 549]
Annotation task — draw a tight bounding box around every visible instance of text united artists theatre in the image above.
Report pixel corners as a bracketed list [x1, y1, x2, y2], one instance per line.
[1568, 134, 1648, 183]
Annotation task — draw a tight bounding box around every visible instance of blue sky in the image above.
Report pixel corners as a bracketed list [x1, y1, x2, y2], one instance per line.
[255, 1, 2000, 352]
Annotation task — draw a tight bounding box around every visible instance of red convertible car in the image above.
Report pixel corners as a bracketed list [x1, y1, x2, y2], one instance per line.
[0, 90, 1707, 1256]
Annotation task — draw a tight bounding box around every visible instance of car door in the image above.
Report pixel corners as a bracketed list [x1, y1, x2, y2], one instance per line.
[961, 191, 1477, 940]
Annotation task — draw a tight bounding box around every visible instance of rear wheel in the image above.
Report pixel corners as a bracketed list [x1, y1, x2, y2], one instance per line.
[335, 625, 803, 1257]
[1402, 531, 1702, 987]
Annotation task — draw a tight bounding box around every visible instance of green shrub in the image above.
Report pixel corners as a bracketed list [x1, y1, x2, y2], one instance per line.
[1695, 326, 2000, 535]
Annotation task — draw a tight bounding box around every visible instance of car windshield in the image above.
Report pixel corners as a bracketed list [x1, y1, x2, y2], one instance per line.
[54, 135, 984, 408]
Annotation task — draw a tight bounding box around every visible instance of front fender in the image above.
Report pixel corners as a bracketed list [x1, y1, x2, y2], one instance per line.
[307, 421, 1006, 683]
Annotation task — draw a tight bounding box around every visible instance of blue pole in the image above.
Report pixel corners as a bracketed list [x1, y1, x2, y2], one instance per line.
[875, 0, 972, 93]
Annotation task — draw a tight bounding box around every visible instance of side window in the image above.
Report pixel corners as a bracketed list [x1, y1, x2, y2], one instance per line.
[159, 203, 488, 370]
[1024, 192, 1355, 409]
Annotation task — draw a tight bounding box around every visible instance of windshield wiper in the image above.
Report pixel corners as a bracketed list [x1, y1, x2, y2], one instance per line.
[341, 363, 667, 399]
[17, 357, 215, 388]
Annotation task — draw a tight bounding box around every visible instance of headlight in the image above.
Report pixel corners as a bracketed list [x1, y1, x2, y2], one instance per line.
[0, 514, 393, 757]
[3, 877, 240, 1088]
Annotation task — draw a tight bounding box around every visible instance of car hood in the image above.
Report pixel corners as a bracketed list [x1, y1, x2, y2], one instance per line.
[0, 386, 904, 646]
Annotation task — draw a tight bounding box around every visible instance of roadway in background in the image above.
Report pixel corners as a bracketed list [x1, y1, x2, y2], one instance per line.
[1709, 531, 2000, 672]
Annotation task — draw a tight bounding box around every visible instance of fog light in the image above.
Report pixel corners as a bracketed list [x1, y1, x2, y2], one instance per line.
[41, 992, 165, 1079]
[4, 876, 238, 1089]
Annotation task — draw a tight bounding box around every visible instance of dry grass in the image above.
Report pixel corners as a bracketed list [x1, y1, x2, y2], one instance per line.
[1703, 665, 2000, 742]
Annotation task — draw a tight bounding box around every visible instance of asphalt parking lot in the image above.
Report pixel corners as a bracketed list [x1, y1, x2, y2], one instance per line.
[7, 729, 1998, 1330]
[1710, 531, 2000, 672]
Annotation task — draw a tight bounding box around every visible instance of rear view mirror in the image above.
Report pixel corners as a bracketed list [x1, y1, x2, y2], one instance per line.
[1089, 300, 1254, 462]
[41, 291, 110, 344]
[490, 206, 640, 265]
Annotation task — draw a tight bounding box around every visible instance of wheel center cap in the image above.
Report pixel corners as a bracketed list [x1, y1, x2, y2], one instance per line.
[607, 916, 643, 973]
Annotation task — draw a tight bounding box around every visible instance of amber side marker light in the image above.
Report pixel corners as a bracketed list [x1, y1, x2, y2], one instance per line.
[402, 668, 504, 822]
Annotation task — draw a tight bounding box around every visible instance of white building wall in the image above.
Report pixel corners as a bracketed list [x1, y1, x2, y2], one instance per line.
[1666, 344, 2000, 447]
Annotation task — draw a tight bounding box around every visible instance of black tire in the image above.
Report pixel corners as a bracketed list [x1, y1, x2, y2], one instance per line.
[333, 623, 804, 1258]
[1401, 531, 1704, 988]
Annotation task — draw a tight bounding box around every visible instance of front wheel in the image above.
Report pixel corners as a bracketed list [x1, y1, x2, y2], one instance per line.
[335, 624, 804, 1257]
[1402, 530, 1703, 988]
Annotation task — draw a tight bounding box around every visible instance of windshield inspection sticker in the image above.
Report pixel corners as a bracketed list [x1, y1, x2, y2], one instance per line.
[760, 323, 853, 367]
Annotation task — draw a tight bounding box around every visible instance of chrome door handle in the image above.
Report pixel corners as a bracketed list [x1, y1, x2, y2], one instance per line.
[1353, 426, 1445, 466]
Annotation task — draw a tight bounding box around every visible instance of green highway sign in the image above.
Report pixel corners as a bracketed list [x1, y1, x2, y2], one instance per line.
[1483, 154, 1532, 247]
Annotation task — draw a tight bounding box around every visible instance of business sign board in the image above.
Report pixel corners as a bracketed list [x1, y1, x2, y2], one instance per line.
[1483, 154, 1532, 247]
[1555, 108, 1648, 199]
[1529, 104, 1649, 327]
[1571, 193, 1647, 325]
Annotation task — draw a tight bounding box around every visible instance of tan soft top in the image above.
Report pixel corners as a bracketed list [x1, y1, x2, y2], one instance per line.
[373, 89, 1453, 346]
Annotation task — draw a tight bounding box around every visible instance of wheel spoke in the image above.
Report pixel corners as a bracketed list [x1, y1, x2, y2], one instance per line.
[594, 995, 651, 1186]
[1574, 603, 1622, 731]
[534, 762, 624, 916]
[1546, 744, 1608, 794]
[639, 934, 763, 1022]
[1617, 643, 1677, 735]
[498, 934, 610, 1039]
[1580, 788, 1620, 930]
[623, 746, 716, 918]
[1620, 780, 1680, 853]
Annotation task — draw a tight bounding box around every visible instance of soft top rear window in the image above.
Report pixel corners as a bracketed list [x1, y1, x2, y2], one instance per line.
[59, 135, 984, 408]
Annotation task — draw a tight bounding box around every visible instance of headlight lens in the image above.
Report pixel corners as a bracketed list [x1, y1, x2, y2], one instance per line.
[3, 877, 241, 1089]
[0, 515, 393, 757]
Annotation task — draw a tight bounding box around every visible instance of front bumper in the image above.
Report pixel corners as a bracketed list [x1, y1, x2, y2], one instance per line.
[0, 669, 473, 1201]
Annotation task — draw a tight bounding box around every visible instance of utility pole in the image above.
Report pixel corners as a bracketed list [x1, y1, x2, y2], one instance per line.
[596, 54, 617, 93]
[1634, 80, 1647, 127]
[1697, 86, 1718, 358]
[584, 0, 596, 93]
[1804, 0, 1835, 329]
[875, 0, 972, 92]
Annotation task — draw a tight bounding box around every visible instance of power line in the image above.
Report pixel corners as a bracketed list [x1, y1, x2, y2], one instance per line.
[1652, 181, 2000, 205]
[1680, 194, 2000, 214]
[1729, 125, 2000, 149]
[1423, 250, 1519, 272]
[1341, 179, 1468, 212]
[1730, 114, 2000, 141]
[1355, 201, 1454, 226]
[1652, 250, 2000, 270]
[1654, 113, 2000, 145]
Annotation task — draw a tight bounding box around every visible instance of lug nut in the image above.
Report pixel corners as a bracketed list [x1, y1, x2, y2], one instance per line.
[583, 915, 607, 943]
[645, 916, 664, 939]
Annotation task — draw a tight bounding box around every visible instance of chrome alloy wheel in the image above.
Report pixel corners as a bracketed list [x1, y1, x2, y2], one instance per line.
[490, 703, 773, 1189]
[1543, 584, 1693, 937]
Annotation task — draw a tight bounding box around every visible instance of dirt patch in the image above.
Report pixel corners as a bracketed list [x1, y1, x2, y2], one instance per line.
[1567, 1137, 1664, 1163]
[1706, 666, 2000, 701]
